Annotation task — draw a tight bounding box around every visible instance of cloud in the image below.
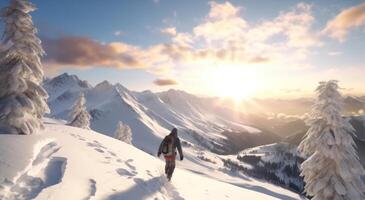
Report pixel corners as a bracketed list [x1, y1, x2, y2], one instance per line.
[114, 31, 124, 36]
[42, 36, 184, 75]
[172, 32, 193, 47]
[248, 3, 320, 48]
[193, 1, 247, 43]
[160, 27, 177, 36]
[323, 2, 365, 41]
[277, 3, 320, 48]
[208, 1, 240, 20]
[43, 36, 143, 69]
[153, 78, 178, 86]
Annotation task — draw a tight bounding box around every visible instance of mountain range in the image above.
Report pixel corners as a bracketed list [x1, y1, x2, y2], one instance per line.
[43, 73, 278, 155]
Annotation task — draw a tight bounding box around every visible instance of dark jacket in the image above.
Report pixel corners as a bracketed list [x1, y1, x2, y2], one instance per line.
[158, 132, 183, 159]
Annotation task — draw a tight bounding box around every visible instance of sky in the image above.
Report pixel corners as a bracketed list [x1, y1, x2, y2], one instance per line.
[1, 0, 365, 99]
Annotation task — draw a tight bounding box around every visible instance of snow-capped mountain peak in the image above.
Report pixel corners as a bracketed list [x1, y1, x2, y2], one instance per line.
[94, 80, 113, 90]
[45, 73, 91, 89]
[44, 73, 92, 102]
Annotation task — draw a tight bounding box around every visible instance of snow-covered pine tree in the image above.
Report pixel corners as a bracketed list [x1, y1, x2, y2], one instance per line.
[0, 0, 49, 135]
[114, 121, 132, 144]
[298, 80, 365, 200]
[69, 93, 91, 129]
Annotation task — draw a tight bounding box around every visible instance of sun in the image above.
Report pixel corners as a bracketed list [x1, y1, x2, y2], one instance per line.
[206, 66, 260, 101]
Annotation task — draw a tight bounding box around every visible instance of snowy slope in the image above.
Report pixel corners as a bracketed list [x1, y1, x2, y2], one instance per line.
[222, 143, 305, 193]
[44, 73, 277, 154]
[0, 121, 303, 200]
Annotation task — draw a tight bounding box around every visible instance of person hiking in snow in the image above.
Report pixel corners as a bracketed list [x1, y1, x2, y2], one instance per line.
[157, 128, 183, 181]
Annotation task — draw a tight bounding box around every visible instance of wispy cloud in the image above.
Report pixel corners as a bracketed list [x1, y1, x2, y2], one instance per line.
[160, 27, 177, 36]
[114, 31, 124, 36]
[323, 2, 365, 41]
[153, 78, 178, 86]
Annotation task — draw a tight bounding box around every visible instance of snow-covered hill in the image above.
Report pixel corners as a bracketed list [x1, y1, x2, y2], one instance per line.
[222, 143, 305, 194]
[44, 73, 278, 154]
[0, 121, 303, 200]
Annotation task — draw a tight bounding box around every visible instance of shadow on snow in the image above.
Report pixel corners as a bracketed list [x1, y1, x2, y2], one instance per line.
[106, 176, 184, 200]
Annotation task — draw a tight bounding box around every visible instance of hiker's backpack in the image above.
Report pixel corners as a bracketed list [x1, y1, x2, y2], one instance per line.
[162, 136, 174, 156]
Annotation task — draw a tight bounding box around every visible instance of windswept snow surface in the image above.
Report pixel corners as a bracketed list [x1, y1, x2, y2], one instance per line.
[0, 121, 303, 200]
